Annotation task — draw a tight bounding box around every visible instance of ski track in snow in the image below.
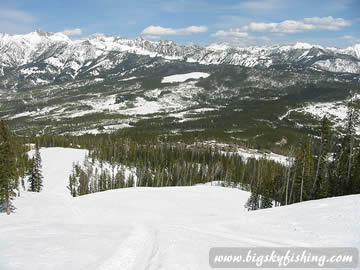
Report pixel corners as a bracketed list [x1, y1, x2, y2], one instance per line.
[98, 224, 157, 270]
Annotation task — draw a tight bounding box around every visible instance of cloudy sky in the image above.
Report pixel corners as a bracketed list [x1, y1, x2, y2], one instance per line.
[0, 0, 359, 47]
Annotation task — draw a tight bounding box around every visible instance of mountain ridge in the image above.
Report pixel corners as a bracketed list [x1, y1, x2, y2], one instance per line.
[1, 30, 360, 90]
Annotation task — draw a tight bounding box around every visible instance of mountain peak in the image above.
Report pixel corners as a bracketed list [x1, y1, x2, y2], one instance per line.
[352, 44, 360, 58]
[34, 29, 49, 37]
[292, 42, 313, 49]
[50, 32, 71, 42]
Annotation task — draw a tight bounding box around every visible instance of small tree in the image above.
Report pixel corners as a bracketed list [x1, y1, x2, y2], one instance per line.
[245, 185, 260, 211]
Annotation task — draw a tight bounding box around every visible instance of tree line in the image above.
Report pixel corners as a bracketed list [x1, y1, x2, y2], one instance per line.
[0, 121, 43, 215]
[66, 100, 360, 211]
[1, 98, 359, 214]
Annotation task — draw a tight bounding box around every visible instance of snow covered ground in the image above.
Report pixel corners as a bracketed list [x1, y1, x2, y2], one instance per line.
[162, 72, 210, 83]
[0, 148, 359, 270]
[280, 95, 360, 135]
[6, 81, 204, 127]
[197, 141, 293, 166]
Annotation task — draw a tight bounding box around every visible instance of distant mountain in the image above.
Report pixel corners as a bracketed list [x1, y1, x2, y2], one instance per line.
[1, 30, 359, 139]
[0, 30, 360, 89]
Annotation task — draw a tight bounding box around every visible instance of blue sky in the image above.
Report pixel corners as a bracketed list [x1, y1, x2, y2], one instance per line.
[0, 0, 359, 47]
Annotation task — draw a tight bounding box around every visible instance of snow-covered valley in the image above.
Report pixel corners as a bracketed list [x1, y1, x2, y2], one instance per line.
[0, 148, 359, 270]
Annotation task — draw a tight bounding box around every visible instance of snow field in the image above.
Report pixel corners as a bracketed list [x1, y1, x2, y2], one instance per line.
[0, 148, 359, 269]
[161, 72, 210, 83]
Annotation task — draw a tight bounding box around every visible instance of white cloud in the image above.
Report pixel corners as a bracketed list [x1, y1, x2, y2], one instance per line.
[303, 16, 351, 30]
[211, 31, 270, 47]
[235, 0, 352, 15]
[0, 8, 35, 23]
[342, 35, 360, 43]
[0, 8, 35, 34]
[211, 29, 248, 38]
[62, 28, 82, 36]
[142, 25, 208, 36]
[236, 0, 289, 11]
[240, 16, 351, 34]
[144, 35, 161, 40]
[213, 16, 352, 46]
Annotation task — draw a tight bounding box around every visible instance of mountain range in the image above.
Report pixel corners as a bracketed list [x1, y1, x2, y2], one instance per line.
[1, 30, 360, 89]
[0, 30, 359, 145]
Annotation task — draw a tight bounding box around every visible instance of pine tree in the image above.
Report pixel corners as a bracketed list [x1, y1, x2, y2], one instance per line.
[245, 189, 260, 211]
[349, 150, 360, 194]
[27, 144, 43, 192]
[291, 140, 314, 203]
[0, 121, 17, 215]
[313, 116, 332, 199]
[27, 158, 36, 192]
[331, 101, 359, 196]
[34, 145, 43, 192]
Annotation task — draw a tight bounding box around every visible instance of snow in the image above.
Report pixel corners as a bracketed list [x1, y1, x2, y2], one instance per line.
[21, 67, 46, 75]
[236, 147, 292, 165]
[0, 148, 359, 270]
[1, 31, 360, 77]
[1, 31, 360, 90]
[162, 72, 210, 83]
[342, 44, 360, 59]
[280, 95, 360, 135]
[122, 97, 162, 115]
[353, 44, 360, 59]
[206, 43, 230, 51]
[119, 76, 137, 81]
[35, 78, 49, 84]
[199, 141, 293, 166]
[45, 57, 64, 68]
[292, 42, 313, 50]
[2, 81, 204, 124]
[313, 58, 360, 74]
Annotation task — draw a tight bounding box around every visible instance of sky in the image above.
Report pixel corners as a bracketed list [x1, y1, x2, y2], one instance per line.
[0, 0, 359, 47]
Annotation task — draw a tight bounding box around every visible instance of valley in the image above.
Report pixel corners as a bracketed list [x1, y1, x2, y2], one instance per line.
[0, 31, 359, 149]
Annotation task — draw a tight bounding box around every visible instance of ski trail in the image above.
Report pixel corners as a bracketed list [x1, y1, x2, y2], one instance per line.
[172, 225, 310, 247]
[98, 224, 156, 270]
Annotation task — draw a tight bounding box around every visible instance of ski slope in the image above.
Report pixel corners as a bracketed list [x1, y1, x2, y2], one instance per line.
[0, 148, 359, 270]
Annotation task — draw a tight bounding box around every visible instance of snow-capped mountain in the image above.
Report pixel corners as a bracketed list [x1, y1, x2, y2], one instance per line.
[1, 30, 360, 89]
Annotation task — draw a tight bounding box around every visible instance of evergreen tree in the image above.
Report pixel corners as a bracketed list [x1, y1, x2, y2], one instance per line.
[27, 144, 43, 192]
[313, 116, 332, 199]
[261, 194, 273, 209]
[330, 101, 359, 196]
[0, 121, 17, 215]
[245, 189, 260, 211]
[350, 150, 360, 194]
[292, 140, 314, 203]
